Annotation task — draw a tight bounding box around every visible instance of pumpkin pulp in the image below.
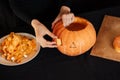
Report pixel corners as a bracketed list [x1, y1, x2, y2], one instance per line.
[66, 22, 87, 31]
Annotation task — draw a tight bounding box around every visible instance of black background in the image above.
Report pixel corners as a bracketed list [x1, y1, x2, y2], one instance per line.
[0, 0, 120, 80]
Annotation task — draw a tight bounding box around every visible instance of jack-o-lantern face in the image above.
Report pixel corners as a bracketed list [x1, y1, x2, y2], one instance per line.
[53, 17, 96, 56]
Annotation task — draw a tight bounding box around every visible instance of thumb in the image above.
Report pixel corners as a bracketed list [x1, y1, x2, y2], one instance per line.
[47, 30, 57, 39]
[52, 16, 61, 29]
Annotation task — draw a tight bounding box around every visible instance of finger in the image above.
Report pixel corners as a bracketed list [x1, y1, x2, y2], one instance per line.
[46, 41, 57, 45]
[66, 15, 71, 26]
[46, 45, 57, 48]
[65, 14, 73, 26]
[62, 14, 71, 27]
[41, 43, 57, 48]
[39, 39, 57, 48]
[46, 41, 57, 48]
[62, 13, 75, 27]
[62, 14, 67, 27]
[69, 13, 75, 22]
[66, 13, 74, 23]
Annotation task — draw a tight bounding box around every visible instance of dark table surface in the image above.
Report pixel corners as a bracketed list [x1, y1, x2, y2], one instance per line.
[1, 6, 120, 80]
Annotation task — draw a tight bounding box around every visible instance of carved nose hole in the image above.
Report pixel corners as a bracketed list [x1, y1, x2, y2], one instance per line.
[70, 42, 76, 48]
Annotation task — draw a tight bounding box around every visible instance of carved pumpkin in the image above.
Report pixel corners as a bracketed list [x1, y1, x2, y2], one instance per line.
[53, 17, 96, 56]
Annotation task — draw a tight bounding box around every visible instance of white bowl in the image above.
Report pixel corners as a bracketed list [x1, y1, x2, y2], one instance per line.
[0, 32, 40, 66]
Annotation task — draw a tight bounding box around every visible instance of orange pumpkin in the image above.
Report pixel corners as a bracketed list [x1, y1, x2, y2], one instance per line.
[53, 16, 96, 56]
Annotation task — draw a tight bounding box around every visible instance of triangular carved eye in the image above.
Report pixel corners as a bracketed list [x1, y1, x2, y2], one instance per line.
[70, 42, 76, 48]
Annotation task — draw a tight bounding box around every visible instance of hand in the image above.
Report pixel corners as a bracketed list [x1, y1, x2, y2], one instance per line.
[31, 19, 57, 48]
[52, 6, 75, 28]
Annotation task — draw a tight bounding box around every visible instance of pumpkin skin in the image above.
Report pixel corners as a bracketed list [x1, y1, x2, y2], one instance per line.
[53, 17, 96, 56]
